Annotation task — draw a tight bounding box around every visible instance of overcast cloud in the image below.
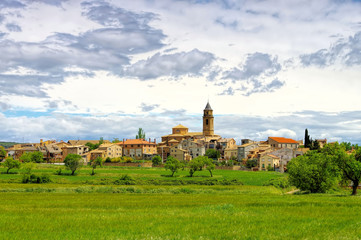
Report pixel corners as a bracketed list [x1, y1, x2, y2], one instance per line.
[0, 0, 360, 143]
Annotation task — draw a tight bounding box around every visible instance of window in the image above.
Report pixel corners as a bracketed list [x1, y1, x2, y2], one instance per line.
[206, 119, 208, 125]
[262, 164, 265, 168]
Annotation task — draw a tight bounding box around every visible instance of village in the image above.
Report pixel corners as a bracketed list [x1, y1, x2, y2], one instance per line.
[1, 102, 327, 172]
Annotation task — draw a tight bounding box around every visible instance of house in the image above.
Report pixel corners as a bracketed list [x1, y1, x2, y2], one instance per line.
[269, 147, 309, 172]
[237, 142, 259, 162]
[62, 145, 90, 161]
[178, 139, 205, 158]
[67, 139, 110, 146]
[268, 137, 299, 149]
[169, 146, 191, 161]
[217, 138, 236, 158]
[316, 139, 327, 148]
[97, 143, 122, 159]
[224, 147, 238, 160]
[118, 139, 157, 160]
[259, 154, 280, 170]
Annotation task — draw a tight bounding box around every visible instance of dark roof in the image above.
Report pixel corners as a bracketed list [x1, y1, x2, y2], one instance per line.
[204, 101, 212, 110]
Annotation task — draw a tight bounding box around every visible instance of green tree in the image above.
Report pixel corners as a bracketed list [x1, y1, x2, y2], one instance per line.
[20, 152, 32, 163]
[86, 138, 104, 151]
[164, 156, 182, 177]
[329, 143, 361, 195]
[31, 151, 44, 163]
[3, 157, 21, 174]
[22, 162, 36, 175]
[64, 154, 83, 175]
[304, 128, 311, 148]
[0, 146, 6, 160]
[203, 157, 215, 177]
[152, 155, 162, 166]
[90, 157, 103, 175]
[205, 149, 220, 160]
[188, 156, 204, 177]
[288, 151, 339, 193]
[136, 128, 146, 139]
[112, 138, 120, 143]
[246, 159, 258, 169]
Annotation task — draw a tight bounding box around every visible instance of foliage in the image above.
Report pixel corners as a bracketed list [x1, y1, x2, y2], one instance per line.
[204, 157, 215, 177]
[0, 146, 6, 160]
[90, 157, 103, 175]
[188, 157, 204, 177]
[152, 155, 162, 166]
[3, 157, 21, 174]
[164, 156, 183, 177]
[245, 159, 258, 169]
[327, 143, 361, 195]
[85, 138, 104, 151]
[263, 177, 290, 189]
[136, 128, 146, 139]
[205, 149, 220, 159]
[22, 174, 51, 183]
[112, 138, 120, 143]
[123, 156, 133, 163]
[22, 162, 36, 175]
[20, 151, 44, 163]
[64, 154, 83, 175]
[267, 165, 274, 171]
[114, 174, 135, 185]
[288, 151, 340, 193]
[304, 128, 311, 148]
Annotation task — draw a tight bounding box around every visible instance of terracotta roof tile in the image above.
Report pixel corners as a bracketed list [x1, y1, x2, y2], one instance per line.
[269, 137, 298, 144]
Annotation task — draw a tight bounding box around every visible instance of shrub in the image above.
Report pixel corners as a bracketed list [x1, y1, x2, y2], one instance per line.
[22, 174, 51, 183]
[152, 155, 162, 166]
[263, 177, 290, 189]
[114, 174, 136, 185]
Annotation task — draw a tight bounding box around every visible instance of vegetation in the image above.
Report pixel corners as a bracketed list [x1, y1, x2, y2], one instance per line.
[136, 128, 146, 139]
[64, 154, 83, 175]
[20, 151, 44, 163]
[2, 157, 21, 174]
[164, 156, 183, 177]
[0, 146, 6, 160]
[205, 149, 220, 159]
[90, 157, 103, 175]
[85, 138, 104, 150]
[246, 159, 258, 169]
[0, 141, 19, 148]
[151, 155, 162, 166]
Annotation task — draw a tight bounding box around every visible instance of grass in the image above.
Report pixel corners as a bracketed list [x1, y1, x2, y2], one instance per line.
[0, 164, 359, 239]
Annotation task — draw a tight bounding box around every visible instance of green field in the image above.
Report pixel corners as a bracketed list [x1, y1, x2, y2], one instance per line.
[0, 165, 360, 239]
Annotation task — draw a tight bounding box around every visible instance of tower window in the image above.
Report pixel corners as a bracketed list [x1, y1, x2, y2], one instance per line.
[206, 119, 209, 125]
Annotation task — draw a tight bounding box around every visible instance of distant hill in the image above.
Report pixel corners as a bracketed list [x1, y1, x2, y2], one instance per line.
[0, 142, 21, 149]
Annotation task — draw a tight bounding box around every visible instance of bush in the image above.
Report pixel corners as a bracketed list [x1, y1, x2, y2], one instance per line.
[54, 168, 62, 175]
[152, 155, 162, 166]
[105, 157, 112, 163]
[288, 152, 340, 193]
[22, 174, 51, 183]
[114, 174, 136, 185]
[263, 177, 290, 189]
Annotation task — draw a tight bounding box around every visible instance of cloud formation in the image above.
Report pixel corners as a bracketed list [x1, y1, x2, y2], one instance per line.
[301, 31, 361, 67]
[126, 49, 215, 80]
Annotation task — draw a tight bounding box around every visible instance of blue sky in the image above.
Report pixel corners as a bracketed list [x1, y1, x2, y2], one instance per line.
[0, 0, 361, 144]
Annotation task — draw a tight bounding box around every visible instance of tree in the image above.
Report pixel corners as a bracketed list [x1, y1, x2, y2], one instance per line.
[112, 138, 120, 143]
[164, 156, 182, 177]
[20, 151, 44, 163]
[288, 151, 339, 193]
[203, 157, 215, 177]
[136, 128, 146, 139]
[246, 159, 258, 169]
[64, 154, 83, 175]
[188, 156, 204, 177]
[90, 157, 103, 175]
[3, 157, 21, 174]
[205, 149, 220, 160]
[0, 146, 6, 161]
[86, 138, 104, 151]
[152, 155, 162, 166]
[329, 143, 361, 195]
[31, 151, 44, 163]
[20, 152, 32, 163]
[304, 129, 311, 148]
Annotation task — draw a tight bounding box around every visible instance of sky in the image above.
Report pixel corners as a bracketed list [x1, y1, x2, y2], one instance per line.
[0, 0, 361, 144]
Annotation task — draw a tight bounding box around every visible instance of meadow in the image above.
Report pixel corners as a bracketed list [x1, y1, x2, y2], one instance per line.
[0, 164, 360, 239]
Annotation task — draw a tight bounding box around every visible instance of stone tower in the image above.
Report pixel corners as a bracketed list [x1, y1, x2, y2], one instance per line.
[203, 101, 214, 136]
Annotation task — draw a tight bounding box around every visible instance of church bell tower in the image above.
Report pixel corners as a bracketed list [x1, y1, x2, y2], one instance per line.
[203, 101, 214, 136]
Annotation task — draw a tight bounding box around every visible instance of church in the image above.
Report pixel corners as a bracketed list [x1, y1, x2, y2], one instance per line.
[157, 102, 222, 160]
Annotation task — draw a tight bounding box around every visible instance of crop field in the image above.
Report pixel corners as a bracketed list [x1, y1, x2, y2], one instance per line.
[0, 165, 360, 239]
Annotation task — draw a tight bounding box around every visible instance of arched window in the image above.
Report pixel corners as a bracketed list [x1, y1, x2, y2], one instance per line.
[206, 119, 209, 125]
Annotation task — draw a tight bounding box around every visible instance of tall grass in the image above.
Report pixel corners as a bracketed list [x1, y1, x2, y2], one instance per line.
[0, 190, 360, 239]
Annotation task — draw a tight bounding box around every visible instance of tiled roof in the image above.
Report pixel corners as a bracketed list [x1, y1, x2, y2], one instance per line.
[118, 139, 156, 145]
[268, 137, 299, 144]
[266, 154, 280, 159]
[172, 124, 188, 129]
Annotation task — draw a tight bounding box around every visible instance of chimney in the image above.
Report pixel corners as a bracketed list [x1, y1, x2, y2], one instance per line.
[149, 138, 151, 143]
